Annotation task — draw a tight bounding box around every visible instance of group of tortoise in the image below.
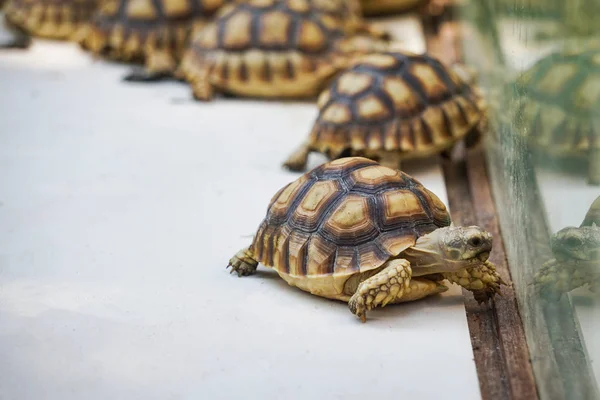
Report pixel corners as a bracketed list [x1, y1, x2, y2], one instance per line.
[1, 0, 598, 320]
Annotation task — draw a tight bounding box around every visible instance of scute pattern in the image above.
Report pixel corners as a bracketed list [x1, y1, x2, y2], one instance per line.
[310, 51, 484, 154]
[189, 0, 344, 54]
[82, 0, 227, 62]
[251, 157, 451, 277]
[512, 47, 600, 155]
[4, 0, 98, 40]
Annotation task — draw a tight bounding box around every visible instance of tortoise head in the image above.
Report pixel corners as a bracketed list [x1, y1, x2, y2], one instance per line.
[405, 226, 493, 274]
[551, 225, 600, 262]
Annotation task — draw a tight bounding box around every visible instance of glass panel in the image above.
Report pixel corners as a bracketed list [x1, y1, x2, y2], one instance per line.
[458, 0, 600, 398]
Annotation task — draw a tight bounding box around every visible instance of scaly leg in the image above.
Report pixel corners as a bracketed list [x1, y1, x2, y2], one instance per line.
[124, 50, 176, 82]
[283, 141, 311, 171]
[348, 258, 412, 322]
[443, 261, 505, 304]
[387, 278, 448, 303]
[190, 69, 215, 101]
[227, 247, 258, 277]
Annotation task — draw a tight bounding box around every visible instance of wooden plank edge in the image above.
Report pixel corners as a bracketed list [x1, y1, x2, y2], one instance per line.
[466, 148, 539, 400]
[422, 14, 539, 400]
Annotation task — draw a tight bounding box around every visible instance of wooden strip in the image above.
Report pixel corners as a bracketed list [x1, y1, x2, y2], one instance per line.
[442, 151, 511, 400]
[466, 148, 538, 400]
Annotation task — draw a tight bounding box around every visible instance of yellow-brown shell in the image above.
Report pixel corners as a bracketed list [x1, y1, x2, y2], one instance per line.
[81, 0, 229, 62]
[179, 0, 358, 98]
[359, 0, 427, 16]
[309, 51, 485, 157]
[4, 0, 98, 40]
[512, 46, 600, 157]
[251, 157, 451, 279]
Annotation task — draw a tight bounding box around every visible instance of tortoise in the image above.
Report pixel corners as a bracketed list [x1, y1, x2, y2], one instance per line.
[359, 0, 428, 16]
[283, 50, 486, 172]
[227, 157, 505, 322]
[533, 195, 600, 299]
[0, 0, 98, 48]
[509, 45, 600, 185]
[177, 0, 392, 101]
[78, 0, 230, 81]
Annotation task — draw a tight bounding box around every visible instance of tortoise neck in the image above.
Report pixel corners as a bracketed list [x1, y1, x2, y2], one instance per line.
[402, 228, 452, 275]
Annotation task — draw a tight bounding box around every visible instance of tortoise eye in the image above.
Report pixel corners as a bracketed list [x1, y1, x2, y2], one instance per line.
[565, 237, 583, 247]
[469, 237, 483, 247]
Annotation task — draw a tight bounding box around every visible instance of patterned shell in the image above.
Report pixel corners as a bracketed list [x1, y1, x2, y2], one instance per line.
[310, 51, 485, 154]
[251, 157, 451, 278]
[187, 0, 349, 58]
[512, 46, 600, 156]
[84, 0, 228, 60]
[4, 0, 98, 40]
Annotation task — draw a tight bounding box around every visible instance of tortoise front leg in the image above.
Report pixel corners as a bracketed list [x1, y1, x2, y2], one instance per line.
[227, 246, 258, 277]
[348, 258, 412, 322]
[387, 278, 448, 303]
[443, 261, 505, 304]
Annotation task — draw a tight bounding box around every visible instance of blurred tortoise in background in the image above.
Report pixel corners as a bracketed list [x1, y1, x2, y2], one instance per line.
[509, 45, 600, 185]
[0, 0, 98, 48]
[178, 0, 393, 101]
[78, 0, 230, 81]
[533, 195, 600, 299]
[227, 157, 505, 322]
[284, 51, 486, 171]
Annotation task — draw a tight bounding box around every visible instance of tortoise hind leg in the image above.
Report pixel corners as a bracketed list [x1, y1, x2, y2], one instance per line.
[283, 141, 312, 171]
[227, 246, 258, 277]
[348, 258, 412, 322]
[123, 50, 177, 82]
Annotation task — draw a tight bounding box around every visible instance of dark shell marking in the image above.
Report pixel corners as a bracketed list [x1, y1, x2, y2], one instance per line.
[252, 157, 451, 277]
[312, 52, 484, 153]
[512, 47, 600, 153]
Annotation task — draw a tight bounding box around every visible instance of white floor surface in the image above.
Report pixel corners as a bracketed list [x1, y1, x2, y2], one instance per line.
[0, 40, 480, 399]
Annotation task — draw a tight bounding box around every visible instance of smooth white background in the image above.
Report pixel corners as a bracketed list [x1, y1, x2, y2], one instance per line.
[0, 25, 481, 399]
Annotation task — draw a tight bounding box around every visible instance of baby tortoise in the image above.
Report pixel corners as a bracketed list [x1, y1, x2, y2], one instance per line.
[359, 0, 428, 16]
[284, 51, 486, 171]
[510, 45, 600, 185]
[178, 0, 391, 101]
[227, 157, 505, 322]
[534, 195, 600, 299]
[79, 0, 230, 81]
[1, 0, 98, 48]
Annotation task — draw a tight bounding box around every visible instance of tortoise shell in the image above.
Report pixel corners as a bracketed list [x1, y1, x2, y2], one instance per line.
[309, 51, 485, 157]
[179, 0, 372, 98]
[511, 46, 600, 157]
[82, 0, 228, 62]
[4, 0, 98, 40]
[251, 157, 450, 283]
